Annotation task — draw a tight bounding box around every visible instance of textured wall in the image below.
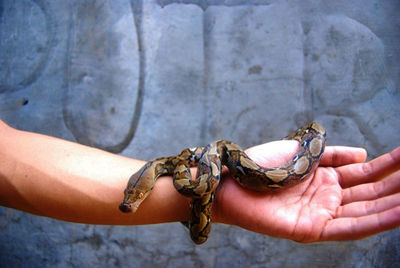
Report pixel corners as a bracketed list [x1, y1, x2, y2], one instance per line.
[1, 0, 400, 267]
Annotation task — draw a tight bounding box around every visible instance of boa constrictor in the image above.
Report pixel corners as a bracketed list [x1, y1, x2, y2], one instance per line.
[119, 122, 326, 244]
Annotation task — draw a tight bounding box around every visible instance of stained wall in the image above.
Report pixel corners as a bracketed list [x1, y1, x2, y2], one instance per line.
[1, 0, 399, 266]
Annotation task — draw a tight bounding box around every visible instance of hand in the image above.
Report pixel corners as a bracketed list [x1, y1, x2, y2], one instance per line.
[214, 141, 400, 242]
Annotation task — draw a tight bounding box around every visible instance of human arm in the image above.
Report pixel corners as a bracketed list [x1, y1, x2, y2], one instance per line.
[1, 119, 399, 242]
[0, 119, 190, 225]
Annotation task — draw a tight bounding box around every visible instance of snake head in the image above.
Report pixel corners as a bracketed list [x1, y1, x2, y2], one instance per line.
[119, 187, 150, 213]
[119, 165, 156, 213]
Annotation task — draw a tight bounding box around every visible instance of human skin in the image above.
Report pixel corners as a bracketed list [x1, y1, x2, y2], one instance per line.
[1, 119, 399, 242]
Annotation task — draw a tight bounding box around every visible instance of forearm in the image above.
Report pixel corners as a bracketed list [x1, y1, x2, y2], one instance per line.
[0, 120, 190, 225]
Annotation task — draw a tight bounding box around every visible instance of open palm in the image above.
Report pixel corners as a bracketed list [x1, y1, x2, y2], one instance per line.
[214, 141, 400, 242]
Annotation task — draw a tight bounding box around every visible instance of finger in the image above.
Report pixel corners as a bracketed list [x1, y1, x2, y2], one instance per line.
[337, 146, 400, 188]
[248, 143, 367, 168]
[320, 146, 367, 167]
[320, 206, 400, 241]
[337, 193, 400, 218]
[342, 170, 400, 204]
[246, 140, 299, 167]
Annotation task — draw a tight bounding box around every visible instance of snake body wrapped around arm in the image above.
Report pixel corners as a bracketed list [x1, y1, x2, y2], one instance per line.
[119, 122, 326, 244]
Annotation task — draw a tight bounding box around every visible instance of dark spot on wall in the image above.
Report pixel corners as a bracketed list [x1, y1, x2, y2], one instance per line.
[19, 98, 29, 107]
[248, 65, 262, 75]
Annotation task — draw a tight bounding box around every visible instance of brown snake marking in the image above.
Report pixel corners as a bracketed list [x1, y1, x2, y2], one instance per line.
[119, 122, 326, 244]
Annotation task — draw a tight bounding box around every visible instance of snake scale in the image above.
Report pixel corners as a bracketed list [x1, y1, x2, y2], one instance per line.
[119, 122, 326, 244]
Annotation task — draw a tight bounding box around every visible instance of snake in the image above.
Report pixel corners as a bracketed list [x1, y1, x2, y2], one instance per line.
[119, 122, 326, 244]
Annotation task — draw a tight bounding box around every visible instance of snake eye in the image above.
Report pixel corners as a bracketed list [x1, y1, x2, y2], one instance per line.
[138, 192, 144, 199]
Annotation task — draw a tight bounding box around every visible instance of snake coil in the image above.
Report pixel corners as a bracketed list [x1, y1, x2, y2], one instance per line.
[119, 122, 326, 244]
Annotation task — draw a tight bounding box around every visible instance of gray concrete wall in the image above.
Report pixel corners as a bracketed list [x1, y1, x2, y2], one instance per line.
[1, 0, 399, 266]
